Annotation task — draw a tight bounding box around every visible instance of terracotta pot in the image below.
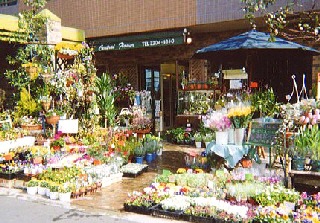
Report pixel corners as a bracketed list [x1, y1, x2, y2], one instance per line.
[46, 116, 60, 125]
[93, 159, 102, 166]
[189, 83, 195, 90]
[241, 159, 252, 168]
[57, 52, 75, 60]
[21, 124, 42, 131]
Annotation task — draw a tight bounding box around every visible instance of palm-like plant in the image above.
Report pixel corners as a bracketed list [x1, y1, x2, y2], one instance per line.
[95, 73, 116, 128]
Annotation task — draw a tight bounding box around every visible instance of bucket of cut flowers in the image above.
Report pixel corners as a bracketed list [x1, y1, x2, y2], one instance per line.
[203, 110, 231, 145]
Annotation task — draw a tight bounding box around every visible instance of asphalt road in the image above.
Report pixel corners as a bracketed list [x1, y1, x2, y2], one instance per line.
[0, 191, 184, 223]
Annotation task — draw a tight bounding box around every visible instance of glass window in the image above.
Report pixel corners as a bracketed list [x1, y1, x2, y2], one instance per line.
[145, 69, 152, 91]
[0, 0, 18, 7]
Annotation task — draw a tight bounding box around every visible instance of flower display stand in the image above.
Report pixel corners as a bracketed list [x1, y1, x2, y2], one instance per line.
[135, 129, 151, 139]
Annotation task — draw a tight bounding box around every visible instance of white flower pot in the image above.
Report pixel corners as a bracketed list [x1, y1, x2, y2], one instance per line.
[59, 192, 71, 202]
[49, 191, 59, 200]
[228, 128, 235, 144]
[234, 128, 245, 145]
[215, 131, 228, 145]
[205, 141, 210, 148]
[195, 141, 202, 148]
[27, 186, 37, 195]
[37, 187, 46, 196]
[46, 188, 51, 197]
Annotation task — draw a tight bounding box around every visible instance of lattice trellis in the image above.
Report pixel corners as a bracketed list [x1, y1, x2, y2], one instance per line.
[108, 65, 139, 89]
[189, 59, 207, 82]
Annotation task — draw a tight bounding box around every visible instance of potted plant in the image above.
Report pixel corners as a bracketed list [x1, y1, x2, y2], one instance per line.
[49, 183, 60, 200]
[38, 180, 50, 196]
[50, 137, 65, 152]
[26, 179, 39, 195]
[134, 144, 145, 164]
[203, 134, 214, 148]
[45, 108, 63, 125]
[250, 88, 280, 119]
[144, 141, 155, 164]
[58, 184, 73, 202]
[203, 110, 232, 145]
[193, 132, 202, 148]
[227, 104, 253, 145]
[291, 125, 319, 171]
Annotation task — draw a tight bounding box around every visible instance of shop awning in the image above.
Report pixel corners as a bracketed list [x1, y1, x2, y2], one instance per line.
[61, 26, 85, 42]
[37, 9, 61, 22]
[0, 14, 19, 32]
[0, 11, 85, 43]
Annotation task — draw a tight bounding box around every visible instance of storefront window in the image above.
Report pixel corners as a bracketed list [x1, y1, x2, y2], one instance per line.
[0, 0, 17, 6]
[145, 69, 159, 92]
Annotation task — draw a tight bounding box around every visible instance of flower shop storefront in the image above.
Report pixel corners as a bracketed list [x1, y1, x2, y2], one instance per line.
[0, 2, 320, 222]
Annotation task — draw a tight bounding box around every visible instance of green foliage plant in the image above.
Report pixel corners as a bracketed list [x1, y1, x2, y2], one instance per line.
[294, 125, 320, 159]
[15, 87, 40, 119]
[134, 144, 145, 157]
[26, 179, 39, 187]
[193, 132, 202, 142]
[250, 88, 280, 118]
[95, 73, 116, 128]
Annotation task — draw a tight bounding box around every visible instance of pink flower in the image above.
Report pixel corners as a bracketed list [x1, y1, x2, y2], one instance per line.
[203, 111, 231, 131]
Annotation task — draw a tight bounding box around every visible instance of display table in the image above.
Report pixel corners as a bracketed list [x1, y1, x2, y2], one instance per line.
[288, 170, 320, 190]
[0, 136, 35, 154]
[206, 143, 249, 168]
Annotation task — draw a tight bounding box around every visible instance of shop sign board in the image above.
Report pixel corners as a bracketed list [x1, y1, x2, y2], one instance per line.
[247, 119, 282, 147]
[223, 69, 248, 80]
[94, 31, 184, 51]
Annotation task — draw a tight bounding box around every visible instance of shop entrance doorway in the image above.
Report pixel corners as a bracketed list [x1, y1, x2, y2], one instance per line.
[160, 72, 176, 131]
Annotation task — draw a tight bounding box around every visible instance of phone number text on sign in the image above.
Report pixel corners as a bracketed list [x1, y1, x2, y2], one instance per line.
[142, 38, 175, 47]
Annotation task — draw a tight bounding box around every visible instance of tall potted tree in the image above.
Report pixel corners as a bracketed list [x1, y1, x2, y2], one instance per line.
[95, 73, 116, 128]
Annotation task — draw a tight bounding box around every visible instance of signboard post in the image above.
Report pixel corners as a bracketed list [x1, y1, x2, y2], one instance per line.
[246, 119, 282, 166]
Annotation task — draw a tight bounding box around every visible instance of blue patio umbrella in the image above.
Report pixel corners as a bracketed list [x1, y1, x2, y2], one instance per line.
[193, 30, 319, 101]
[195, 29, 320, 56]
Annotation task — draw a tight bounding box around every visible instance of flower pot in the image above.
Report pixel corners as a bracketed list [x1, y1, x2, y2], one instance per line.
[27, 186, 38, 195]
[135, 156, 144, 164]
[228, 128, 235, 144]
[49, 191, 59, 200]
[291, 157, 306, 171]
[46, 188, 51, 197]
[93, 159, 102, 166]
[21, 124, 42, 131]
[57, 52, 75, 60]
[241, 159, 252, 168]
[145, 153, 153, 164]
[46, 116, 60, 125]
[195, 141, 202, 148]
[152, 152, 157, 161]
[59, 192, 71, 202]
[234, 128, 245, 145]
[215, 131, 228, 145]
[205, 141, 211, 148]
[37, 187, 46, 196]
